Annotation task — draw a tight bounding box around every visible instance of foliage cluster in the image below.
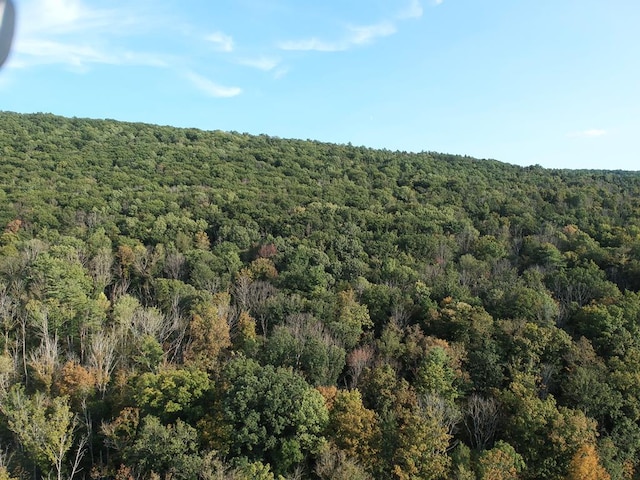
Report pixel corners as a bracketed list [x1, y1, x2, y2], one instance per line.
[0, 111, 639, 478]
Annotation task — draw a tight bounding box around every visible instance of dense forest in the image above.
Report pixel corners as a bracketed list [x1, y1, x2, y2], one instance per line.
[0, 111, 640, 479]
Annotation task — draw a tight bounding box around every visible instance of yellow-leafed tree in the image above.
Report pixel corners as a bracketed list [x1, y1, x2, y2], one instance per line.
[326, 389, 380, 468]
[565, 443, 610, 480]
[183, 294, 231, 371]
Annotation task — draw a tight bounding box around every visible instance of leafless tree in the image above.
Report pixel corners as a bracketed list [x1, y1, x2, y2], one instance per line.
[390, 303, 411, 329]
[131, 306, 172, 343]
[68, 432, 89, 480]
[110, 270, 130, 302]
[0, 445, 13, 473]
[232, 276, 277, 334]
[464, 394, 500, 451]
[233, 276, 277, 317]
[132, 245, 159, 278]
[347, 345, 374, 389]
[90, 248, 113, 293]
[200, 277, 221, 295]
[26, 307, 59, 391]
[456, 224, 479, 254]
[21, 238, 48, 264]
[315, 446, 372, 480]
[420, 393, 462, 440]
[165, 294, 192, 364]
[28, 334, 59, 392]
[132, 245, 162, 303]
[510, 225, 524, 257]
[539, 363, 557, 399]
[283, 313, 339, 370]
[233, 273, 253, 313]
[164, 250, 186, 280]
[0, 284, 17, 352]
[286, 465, 306, 480]
[252, 280, 278, 334]
[87, 331, 118, 398]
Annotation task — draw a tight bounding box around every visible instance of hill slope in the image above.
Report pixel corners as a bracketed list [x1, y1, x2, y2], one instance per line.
[0, 111, 639, 478]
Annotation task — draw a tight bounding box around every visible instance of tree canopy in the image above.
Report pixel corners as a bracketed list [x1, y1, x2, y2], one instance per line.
[0, 111, 639, 478]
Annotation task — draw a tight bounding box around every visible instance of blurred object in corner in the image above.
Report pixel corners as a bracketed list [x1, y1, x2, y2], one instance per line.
[0, 0, 15, 68]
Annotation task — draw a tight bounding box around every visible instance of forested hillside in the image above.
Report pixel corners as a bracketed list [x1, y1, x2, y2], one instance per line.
[1, 111, 640, 479]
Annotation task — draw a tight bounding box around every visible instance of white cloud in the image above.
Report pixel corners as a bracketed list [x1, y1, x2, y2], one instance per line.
[238, 56, 279, 71]
[21, 0, 123, 36]
[278, 21, 396, 52]
[13, 0, 167, 69]
[279, 37, 343, 52]
[237, 56, 288, 79]
[206, 31, 234, 52]
[399, 0, 424, 19]
[22, 0, 84, 34]
[348, 22, 396, 45]
[17, 39, 110, 67]
[185, 71, 242, 98]
[14, 38, 167, 68]
[567, 129, 607, 138]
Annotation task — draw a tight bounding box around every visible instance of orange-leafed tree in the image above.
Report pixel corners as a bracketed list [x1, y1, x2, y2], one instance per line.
[565, 443, 611, 480]
[54, 360, 96, 407]
[477, 441, 525, 480]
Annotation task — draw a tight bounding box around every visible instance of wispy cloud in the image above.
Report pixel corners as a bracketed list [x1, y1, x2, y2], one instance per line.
[185, 71, 242, 98]
[278, 1, 425, 54]
[14, 39, 167, 69]
[348, 22, 397, 46]
[206, 31, 234, 52]
[13, 0, 243, 98]
[20, 0, 138, 37]
[279, 38, 342, 52]
[399, 0, 424, 19]
[567, 129, 607, 138]
[238, 56, 279, 71]
[237, 56, 288, 79]
[279, 21, 396, 52]
[13, 0, 168, 69]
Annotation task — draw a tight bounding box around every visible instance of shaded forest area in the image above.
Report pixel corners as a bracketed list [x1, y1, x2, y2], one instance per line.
[0, 111, 640, 479]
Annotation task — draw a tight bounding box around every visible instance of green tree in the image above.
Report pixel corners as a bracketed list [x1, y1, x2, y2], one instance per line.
[27, 245, 105, 349]
[133, 366, 210, 423]
[501, 374, 598, 479]
[414, 345, 460, 403]
[330, 289, 372, 349]
[263, 313, 345, 386]
[0, 386, 84, 480]
[360, 364, 452, 479]
[220, 357, 328, 475]
[123, 415, 202, 480]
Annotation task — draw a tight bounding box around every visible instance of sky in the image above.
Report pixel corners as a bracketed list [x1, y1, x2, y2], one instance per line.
[1, 0, 639, 171]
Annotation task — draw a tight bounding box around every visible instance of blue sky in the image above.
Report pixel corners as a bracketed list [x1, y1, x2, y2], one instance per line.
[1, 0, 639, 170]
